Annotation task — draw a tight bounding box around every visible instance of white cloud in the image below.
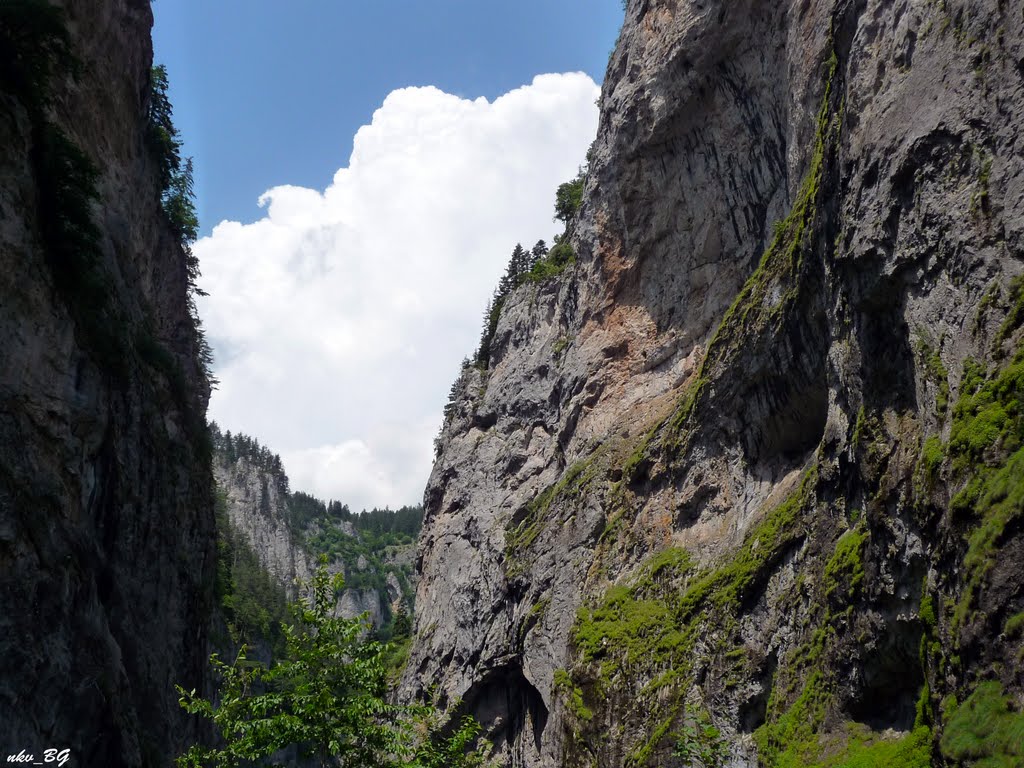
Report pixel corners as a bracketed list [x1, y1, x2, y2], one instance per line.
[197, 73, 600, 512]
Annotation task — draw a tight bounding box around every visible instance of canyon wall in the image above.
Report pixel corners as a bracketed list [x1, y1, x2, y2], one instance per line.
[406, 0, 1024, 765]
[0, 1, 215, 763]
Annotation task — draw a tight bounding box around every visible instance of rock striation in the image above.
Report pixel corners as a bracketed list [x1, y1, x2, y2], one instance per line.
[0, 0, 215, 764]
[405, 0, 1024, 765]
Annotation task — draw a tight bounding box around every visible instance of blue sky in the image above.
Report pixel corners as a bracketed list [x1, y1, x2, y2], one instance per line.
[153, 1, 624, 234]
[154, 2, 624, 510]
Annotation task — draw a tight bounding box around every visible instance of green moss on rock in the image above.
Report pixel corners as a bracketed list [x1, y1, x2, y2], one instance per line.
[940, 681, 1024, 766]
[505, 453, 601, 577]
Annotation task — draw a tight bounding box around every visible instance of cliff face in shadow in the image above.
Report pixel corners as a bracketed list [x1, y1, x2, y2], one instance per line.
[406, 0, 1024, 765]
[0, 1, 215, 763]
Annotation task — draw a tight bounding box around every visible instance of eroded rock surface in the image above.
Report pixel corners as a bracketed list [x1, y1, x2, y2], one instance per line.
[405, 0, 1024, 765]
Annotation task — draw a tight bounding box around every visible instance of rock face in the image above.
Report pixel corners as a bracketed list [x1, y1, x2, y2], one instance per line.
[212, 441, 418, 629]
[215, 456, 314, 599]
[406, 0, 1024, 766]
[0, 1, 215, 765]
[213, 453, 385, 624]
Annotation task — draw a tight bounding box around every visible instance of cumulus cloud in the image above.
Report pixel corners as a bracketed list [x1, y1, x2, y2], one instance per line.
[197, 73, 600, 511]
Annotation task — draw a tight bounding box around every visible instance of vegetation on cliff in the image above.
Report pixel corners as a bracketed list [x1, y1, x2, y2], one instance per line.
[473, 166, 586, 369]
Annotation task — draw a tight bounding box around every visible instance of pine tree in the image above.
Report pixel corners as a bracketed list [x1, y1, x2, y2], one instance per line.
[475, 297, 494, 367]
[530, 239, 548, 269]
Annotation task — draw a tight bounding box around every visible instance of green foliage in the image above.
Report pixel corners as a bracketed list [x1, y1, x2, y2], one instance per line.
[304, 506, 420, 643]
[178, 563, 492, 768]
[658, 51, 840, 461]
[917, 338, 951, 418]
[553, 168, 585, 223]
[211, 424, 422, 643]
[410, 715, 489, 768]
[948, 354, 1024, 472]
[945, 350, 1024, 628]
[213, 490, 290, 652]
[391, 603, 412, 640]
[822, 527, 866, 602]
[969, 151, 993, 218]
[211, 424, 290, 494]
[579, 474, 834, 767]
[146, 65, 211, 385]
[475, 241, 549, 367]
[573, 580, 686, 680]
[755, 669, 832, 768]
[147, 65, 181, 185]
[940, 681, 1024, 767]
[921, 435, 945, 483]
[573, 468, 814, 700]
[7, 2, 111, 365]
[699, 52, 837, 376]
[920, 594, 938, 630]
[554, 669, 594, 722]
[475, 294, 505, 368]
[165, 156, 199, 244]
[473, 168, 585, 365]
[524, 237, 576, 283]
[505, 454, 601, 576]
[756, 677, 932, 768]
[819, 725, 932, 768]
[953, 448, 1024, 629]
[996, 275, 1024, 346]
[148, 65, 202, 288]
[1004, 611, 1024, 638]
[672, 709, 729, 768]
[37, 120, 133, 373]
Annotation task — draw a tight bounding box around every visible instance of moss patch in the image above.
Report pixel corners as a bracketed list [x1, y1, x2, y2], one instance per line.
[940, 681, 1024, 766]
[946, 350, 1024, 629]
[917, 338, 951, 418]
[996, 275, 1024, 346]
[569, 468, 816, 761]
[948, 354, 1024, 473]
[819, 725, 932, 768]
[554, 669, 594, 722]
[822, 527, 866, 602]
[1004, 611, 1024, 638]
[505, 453, 601, 577]
[660, 51, 840, 458]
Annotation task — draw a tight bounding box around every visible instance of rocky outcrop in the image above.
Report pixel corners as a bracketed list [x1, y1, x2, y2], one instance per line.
[406, 0, 1024, 766]
[0, 1, 215, 765]
[215, 456, 314, 599]
[213, 445, 418, 629]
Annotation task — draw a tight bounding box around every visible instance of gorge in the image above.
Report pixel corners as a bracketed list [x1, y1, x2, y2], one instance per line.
[2, 0, 1023, 766]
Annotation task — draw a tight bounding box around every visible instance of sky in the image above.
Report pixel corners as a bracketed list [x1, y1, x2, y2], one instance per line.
[153, 2, 624, 511]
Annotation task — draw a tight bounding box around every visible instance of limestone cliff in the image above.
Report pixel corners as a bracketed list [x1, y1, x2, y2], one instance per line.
[406, 0, 1024, 765]
[0, 0, 215, 765]
[214, 453, 314, 601]
[211, 428, 419, 631]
